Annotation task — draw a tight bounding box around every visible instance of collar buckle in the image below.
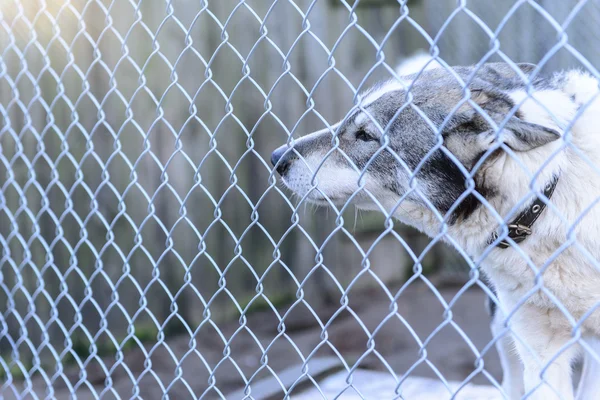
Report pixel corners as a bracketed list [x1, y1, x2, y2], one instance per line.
[495, 224, 532, 249]
[489, 175, 559, 250]
[508, 224, 532, 236]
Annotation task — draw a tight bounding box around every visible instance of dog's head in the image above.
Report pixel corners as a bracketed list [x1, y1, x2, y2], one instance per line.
[271, 63, 563, 229]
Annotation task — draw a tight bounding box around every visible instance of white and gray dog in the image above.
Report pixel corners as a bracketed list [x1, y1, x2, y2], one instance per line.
[271, 61, 600, 399]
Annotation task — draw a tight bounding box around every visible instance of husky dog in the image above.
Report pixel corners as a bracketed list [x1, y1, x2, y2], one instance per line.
[271, 61, 600, 399]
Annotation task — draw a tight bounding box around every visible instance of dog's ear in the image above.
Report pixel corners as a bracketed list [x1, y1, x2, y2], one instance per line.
[459, 86, 512, 113]
[476, 63, 538, 86]
[486, 62, 537, 76]
[483, 116, 561, 151]
[515, 63, 537, 74]
[462, 85, 559, 151]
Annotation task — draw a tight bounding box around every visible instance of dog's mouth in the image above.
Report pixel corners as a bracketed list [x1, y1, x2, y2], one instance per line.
[279, 179, 349, 206]
[310, 194, 345, 204]
[277, 165, 362, 207]
[302, 190, 359, 207]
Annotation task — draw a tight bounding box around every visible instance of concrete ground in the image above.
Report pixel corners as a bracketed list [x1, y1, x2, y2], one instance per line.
[3, 281, 507, 399]
[295, 370, 503, 399]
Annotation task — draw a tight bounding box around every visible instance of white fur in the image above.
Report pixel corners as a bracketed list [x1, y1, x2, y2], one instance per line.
[491, 308, 525, 398]
[362, 81, 408, 108]
[576, 338, 600, 399]
[280, 68, 600, 399]
[435, 71, 600, 400]
[395, 50, 442, 76]
[360, 51, 442, 111]
[281, 127, 391, 210]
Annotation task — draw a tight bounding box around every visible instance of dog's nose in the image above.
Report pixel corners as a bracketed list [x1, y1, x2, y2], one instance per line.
[271, 145, 291, 176]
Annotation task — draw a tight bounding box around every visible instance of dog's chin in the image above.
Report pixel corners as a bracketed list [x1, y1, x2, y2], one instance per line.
[280, 178, 349, 206]
[305, 195, 348, 207]
[280, 179, 391, 210]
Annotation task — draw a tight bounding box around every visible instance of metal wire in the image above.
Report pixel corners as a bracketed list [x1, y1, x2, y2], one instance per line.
[0, 0, 599, 399]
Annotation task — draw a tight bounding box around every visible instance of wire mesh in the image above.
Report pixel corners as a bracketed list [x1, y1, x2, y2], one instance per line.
[1, 0, 600, 399]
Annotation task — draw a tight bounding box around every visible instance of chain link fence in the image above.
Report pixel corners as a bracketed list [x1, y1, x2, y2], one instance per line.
[1, 0, 600, 398]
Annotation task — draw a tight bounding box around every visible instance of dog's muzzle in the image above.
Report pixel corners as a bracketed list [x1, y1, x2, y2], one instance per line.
[271, 145, 292, 176]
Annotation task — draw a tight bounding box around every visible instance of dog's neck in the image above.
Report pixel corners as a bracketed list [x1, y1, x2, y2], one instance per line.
[443, 72, 599, 257]
[472, 71, 600, 258]
[486, 173, 560, 249]
[390, 70, 600, 260]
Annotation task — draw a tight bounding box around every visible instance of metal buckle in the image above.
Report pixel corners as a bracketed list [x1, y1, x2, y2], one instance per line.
[496, 238, 510, 249]
[508, 224, 532, 236]
[493, 224, 533, 248]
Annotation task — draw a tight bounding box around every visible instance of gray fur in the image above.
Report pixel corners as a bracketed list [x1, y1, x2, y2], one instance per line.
[272, 63, 560, 222]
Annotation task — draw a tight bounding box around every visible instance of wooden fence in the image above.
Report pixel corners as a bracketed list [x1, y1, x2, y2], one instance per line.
[0, 0, 598, 359]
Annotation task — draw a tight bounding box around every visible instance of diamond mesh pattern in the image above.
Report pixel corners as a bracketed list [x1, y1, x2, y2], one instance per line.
[1, 0, 600, 399]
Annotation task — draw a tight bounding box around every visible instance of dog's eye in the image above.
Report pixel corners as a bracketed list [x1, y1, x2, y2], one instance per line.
[355, 129, 376, 142]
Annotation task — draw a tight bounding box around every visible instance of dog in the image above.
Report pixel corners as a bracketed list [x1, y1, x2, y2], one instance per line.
[398, 54, 600, 400]
[271, 60, 600, 399]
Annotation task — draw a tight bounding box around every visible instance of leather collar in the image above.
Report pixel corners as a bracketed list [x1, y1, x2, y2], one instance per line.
[489, 175, 559, 249]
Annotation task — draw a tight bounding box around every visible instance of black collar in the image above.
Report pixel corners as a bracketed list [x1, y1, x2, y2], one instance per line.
[489, 175, 559, 249]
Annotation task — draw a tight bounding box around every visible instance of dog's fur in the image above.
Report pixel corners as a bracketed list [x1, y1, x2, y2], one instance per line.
[271, 62, 600, 399]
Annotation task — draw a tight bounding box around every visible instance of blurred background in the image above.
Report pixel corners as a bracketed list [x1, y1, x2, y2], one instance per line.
[0, 0, 597, 397]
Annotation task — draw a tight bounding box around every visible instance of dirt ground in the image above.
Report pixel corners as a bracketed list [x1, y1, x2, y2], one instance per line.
[4, 281, 507, 399]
